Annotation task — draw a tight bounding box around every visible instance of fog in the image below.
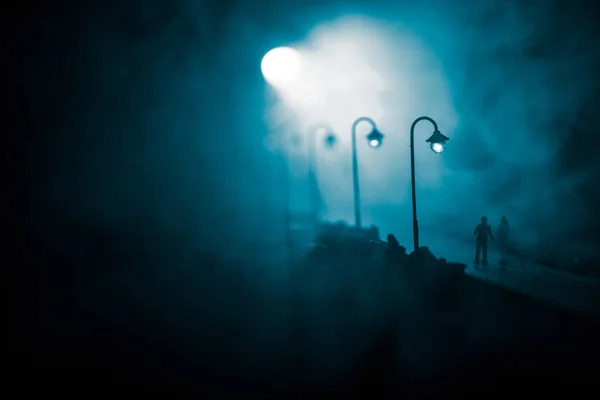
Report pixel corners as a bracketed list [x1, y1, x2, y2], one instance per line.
[264, 1, 600, 252]
[15, 0, 600, 259]
[9, 0, 600, 389]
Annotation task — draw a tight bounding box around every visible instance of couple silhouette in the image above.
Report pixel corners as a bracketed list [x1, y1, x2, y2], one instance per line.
[474, 216, 509, 265]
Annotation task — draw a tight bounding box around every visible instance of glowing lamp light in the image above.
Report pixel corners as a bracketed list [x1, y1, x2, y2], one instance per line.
[261, 46, 301, 86]
[425, 130, 450, 154]
[366, 128, 384, 149]
[430, 142, 446, 153]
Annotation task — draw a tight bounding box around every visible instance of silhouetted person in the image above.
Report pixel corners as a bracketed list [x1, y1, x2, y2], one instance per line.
[496, 216, 510, 266]
[496, 216, 510, 251]
[474, 216, 494, 265]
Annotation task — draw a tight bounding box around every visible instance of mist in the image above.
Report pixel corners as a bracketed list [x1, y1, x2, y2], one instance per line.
[264, 0, 600, 253]
[15, 0, 598, 261]
[8, 0, 600, 389]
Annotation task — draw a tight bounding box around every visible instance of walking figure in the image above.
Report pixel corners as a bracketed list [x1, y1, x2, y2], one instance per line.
[474, 216, 494, 265]
[496, 216, 510, 266]
[496, 216, 510, 251]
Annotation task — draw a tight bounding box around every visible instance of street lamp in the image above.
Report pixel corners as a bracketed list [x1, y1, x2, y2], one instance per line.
[410, 116, 450, 251]
[307, 123, 337, 223]
[351, 116, 384, 228]
[367, 128, 384, 149]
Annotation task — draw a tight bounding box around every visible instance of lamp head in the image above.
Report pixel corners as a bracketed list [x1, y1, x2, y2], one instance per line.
[324, 133, 337, 148]
[426, 130, 450, 153]
[366, 128, 384, 149]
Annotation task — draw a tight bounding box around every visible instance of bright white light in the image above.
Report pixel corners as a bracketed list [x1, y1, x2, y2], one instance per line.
[263, 16, 458, 227]
[261, 47, 301, 87]
[431, 142, 445, 153]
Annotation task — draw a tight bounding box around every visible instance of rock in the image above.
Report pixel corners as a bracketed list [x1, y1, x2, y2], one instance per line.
[408, 246, 437, 266]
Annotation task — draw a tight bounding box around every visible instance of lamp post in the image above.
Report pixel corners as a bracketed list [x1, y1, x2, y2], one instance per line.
[307, 123, 337, 223]
[351, 116, 384, 229]
[409, 116, 450, 251]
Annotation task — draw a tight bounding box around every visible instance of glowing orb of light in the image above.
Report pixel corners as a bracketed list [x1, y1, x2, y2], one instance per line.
[430, 142, 446, 153]
[369, 139, 382, 148]
[261, 47, 302, 86]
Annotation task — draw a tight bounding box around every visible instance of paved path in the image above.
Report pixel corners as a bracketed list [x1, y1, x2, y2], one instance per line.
[427, 235, 600, 317]
[223, 235, 599, 317]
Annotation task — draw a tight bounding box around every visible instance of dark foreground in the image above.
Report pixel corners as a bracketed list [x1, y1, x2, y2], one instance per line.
[8, 244, 600, 396]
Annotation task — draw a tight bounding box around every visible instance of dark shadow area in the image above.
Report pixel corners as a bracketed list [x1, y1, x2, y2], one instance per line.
[8, 228, 600, 396]
[6, 0, 600, 396]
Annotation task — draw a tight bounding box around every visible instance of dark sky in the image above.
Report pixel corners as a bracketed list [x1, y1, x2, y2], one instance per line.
[6, 0, 600, 259]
